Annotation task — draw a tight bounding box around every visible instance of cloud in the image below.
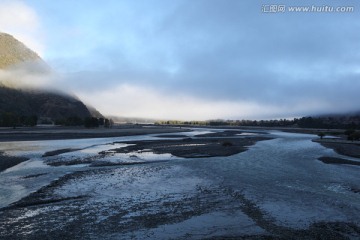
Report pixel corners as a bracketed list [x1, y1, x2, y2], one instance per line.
[5, 0, 360, 120]
[0, 60, 60, 91]
[76, 84, 281, 120]
[75, 83, 348, 121]
[0, 0, 44, 56]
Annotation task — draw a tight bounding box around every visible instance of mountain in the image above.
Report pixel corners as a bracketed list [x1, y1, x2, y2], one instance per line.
[0, 87, 92, 120]
[0, 33, 44, 69]
[0, 32, 99, 125]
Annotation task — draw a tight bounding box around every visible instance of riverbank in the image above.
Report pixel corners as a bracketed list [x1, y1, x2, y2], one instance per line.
[313, 139, 360, 158]
[0, 125, 189, 171]
[0, 125, 189, 142]
[0, 152, 28, 171]
[312, 138, 360, 168]
[157, 124, 346, 135]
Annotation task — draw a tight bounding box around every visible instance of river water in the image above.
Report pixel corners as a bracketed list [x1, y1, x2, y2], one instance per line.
[0, 129, 359, 239]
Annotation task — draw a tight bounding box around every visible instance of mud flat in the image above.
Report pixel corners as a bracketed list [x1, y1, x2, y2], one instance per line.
[314, 139, 360, 168]
[316, 140, 360, 158]
[105, 130, 271, 159]
[105, 136, 270, 159]
[318, 157, 360, 166]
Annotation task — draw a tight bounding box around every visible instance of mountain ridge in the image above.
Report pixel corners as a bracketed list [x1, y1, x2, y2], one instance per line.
[0, 33, 44, 69]
[0, 32, 101, 125]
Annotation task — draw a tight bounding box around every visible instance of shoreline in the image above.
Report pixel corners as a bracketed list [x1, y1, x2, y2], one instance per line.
[0, 124, 345, 142]
[2, 125, 360, 170]
[313, 138, 360, 167]
[0, 125, 189, 142]
[0, 152, 28, 172]
[313, 139, 360, 159]
[107, 136, 271, 159]
[0, 125, 189, 171]
[318, 156, 360, 166]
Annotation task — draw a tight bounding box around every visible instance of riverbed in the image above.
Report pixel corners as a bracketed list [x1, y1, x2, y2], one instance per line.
[0, 129, 359, 239]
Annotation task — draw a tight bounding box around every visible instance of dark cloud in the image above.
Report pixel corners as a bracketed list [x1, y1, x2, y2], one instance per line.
[40, 0, 360, 118]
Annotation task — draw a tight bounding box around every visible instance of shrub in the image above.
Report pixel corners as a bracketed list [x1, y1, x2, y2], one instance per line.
[84, 117, 99, 128]
[348, 132, 360, 141]
[344, 129, 355, 136]
[318, 132, 325, 139]
[222, 141, 233, 147]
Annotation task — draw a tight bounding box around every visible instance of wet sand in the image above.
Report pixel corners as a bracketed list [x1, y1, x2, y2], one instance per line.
[313, 139, 360, 167]
[317, 140, 360, 158]
[108, 136, 270, 159]
[318, 156, 360, 166]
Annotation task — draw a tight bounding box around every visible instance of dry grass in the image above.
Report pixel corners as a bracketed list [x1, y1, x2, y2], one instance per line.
[0, 32, 40, 69]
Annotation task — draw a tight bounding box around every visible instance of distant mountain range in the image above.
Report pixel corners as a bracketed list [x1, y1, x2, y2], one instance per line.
[0, 32, 101, 125]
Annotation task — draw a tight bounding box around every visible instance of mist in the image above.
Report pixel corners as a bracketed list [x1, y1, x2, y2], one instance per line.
[0, 60, 60, 91]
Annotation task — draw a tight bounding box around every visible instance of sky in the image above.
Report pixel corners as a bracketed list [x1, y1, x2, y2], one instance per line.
[0, 0, 360, 120]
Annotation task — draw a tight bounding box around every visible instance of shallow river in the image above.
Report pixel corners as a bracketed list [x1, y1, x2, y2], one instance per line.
[0, 129, 359, 239]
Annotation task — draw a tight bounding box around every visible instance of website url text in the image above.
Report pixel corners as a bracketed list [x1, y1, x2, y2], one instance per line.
[262, 5, 354, 13]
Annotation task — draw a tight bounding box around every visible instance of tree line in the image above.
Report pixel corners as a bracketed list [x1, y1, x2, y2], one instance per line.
[0, 112, 113, 128]
[0, 112, 37, 127]
[156, 116, 360, 129]
[55, 116, 113, 128]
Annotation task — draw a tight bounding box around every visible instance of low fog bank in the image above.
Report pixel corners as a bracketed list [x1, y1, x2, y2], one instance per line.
[66, 69, 360, 121]
[2, 63, 359, 121]
[0, 61, 76, 99]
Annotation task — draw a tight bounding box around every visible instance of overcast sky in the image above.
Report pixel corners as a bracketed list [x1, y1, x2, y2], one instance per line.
[1, 0, 359, 120]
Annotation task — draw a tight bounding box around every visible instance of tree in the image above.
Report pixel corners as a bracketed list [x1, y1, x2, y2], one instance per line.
[104, 119, 110, 128]
[84, 117, 99, 128]
[65, 116, 83, 126]
[348, 131, 360, 141]
[24, 115, 37, 126]
[98, 118, 105, 126]
[1, 112, 19, 127]
[318, 132, 325, 139]
[344, 129, 355, 137]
